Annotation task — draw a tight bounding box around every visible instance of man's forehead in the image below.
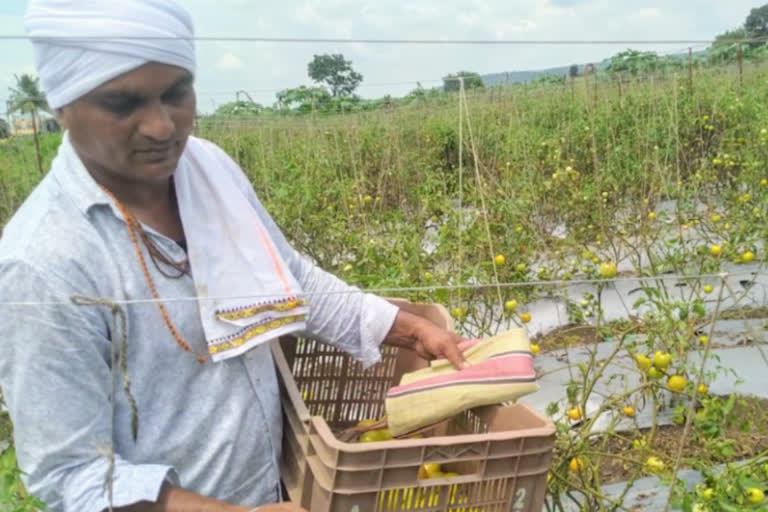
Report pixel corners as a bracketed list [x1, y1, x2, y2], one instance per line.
[91, 65, 193, 96]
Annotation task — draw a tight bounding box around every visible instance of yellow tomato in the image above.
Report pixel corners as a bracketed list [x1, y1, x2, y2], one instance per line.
[494, 254, 506, 265]
[635, 354, 652, 370]
[418, 462, 442, 479]
[653, 351, 671, 370]
[567, 407, 583, 421]
[648, 367, 663, 379]
[623, 405, 635, 417]
[746, 487, 764, 504]
[710, 245, 722, 257]
[647, 211, 656, 220]
[599, 262, 618, 278]
[530, 343, 540, 355]
[703, 284, 714, 294]
[742, 250, 755, 263]
[504, 299, 518, 312]
[644, 456, 665, 474]
[667, 375, 687, 393]
[697, 383, 708, 394]
[569, 457, 586, 473]
[359, 430, 390, 443]
[520, 312, 532, 324]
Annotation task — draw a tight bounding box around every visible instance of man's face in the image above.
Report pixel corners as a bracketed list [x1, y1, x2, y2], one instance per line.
[58, 62, 196, 186]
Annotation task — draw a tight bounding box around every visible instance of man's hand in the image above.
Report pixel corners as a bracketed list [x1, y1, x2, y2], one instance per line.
[383, 309, 468, 369]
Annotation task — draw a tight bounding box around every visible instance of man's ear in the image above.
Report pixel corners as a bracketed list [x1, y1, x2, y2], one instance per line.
[55, 107, 69, 130]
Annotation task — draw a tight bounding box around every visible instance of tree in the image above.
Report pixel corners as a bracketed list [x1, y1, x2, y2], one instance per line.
[605, 50, 658, 76]
[569, 64, 580, 78]
[307, 54, 363, 98]
[745, 4, 768, 44]
[713, 27, 748, 48]
[276, 86, 332, 113]
[8, 74, 49, 174]
[214, 100, 264, 117]
[442, 71, 484, 92]
[0, 118, 9, 138]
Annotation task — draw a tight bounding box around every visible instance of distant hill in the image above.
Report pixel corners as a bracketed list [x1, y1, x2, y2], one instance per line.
[480, 66, 571, 86]
[480, 60, 610, 86]
[479, 48, 706, 86]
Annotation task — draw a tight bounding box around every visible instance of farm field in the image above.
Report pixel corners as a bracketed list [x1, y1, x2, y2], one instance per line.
[2, 65, 768, 511]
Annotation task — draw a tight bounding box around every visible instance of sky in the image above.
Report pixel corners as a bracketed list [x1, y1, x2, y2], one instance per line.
[0, 0, 760, 116]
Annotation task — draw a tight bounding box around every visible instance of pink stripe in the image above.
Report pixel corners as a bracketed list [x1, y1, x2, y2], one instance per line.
[255, 224, 294, 297]
[389, 354, 535, 396]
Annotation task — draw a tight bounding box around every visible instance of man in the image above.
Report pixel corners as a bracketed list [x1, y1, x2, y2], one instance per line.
[0, 1, 466, 511]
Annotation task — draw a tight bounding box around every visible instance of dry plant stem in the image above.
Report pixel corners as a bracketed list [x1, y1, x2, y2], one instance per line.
[459, 86, 505, 310]
[550, 468, 634, 512]
[661, 274, 727, 512]
[454, 77, 464, 312]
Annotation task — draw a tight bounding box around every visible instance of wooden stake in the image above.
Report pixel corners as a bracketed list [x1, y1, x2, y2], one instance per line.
[688, 47, 693, 91]
[738, 42, 744, 88]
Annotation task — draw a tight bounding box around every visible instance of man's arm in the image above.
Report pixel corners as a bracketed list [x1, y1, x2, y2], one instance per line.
[0, 260, 173, 511]
[206, 139, 464, 368]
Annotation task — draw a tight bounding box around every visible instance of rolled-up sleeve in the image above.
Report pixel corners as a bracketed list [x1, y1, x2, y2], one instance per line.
[0, 260, 176, 512]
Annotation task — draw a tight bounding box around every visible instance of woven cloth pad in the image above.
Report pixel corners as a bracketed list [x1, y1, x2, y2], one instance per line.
[385, 328, 539, 437]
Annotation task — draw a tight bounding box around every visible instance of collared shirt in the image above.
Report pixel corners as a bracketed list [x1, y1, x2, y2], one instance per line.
[0, 136, 399, 512]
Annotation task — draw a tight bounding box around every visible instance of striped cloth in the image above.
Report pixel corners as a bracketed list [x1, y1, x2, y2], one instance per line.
[385, 329, 539, 437]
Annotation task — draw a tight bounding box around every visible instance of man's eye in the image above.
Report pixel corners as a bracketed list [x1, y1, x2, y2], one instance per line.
[103, 99, 139, 116]
[163, 87, 190, 104]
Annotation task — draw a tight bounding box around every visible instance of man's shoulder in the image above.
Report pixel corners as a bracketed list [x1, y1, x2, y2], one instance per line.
[0, 177, 105, 282]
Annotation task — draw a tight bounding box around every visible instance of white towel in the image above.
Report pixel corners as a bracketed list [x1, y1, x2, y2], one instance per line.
[174, 139, 309, 362]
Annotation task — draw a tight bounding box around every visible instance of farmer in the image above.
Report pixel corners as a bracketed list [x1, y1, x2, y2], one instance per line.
[0, 1, 466, 511]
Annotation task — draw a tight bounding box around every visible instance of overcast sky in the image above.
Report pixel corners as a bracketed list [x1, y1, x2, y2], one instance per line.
[0, 0, 760, 115]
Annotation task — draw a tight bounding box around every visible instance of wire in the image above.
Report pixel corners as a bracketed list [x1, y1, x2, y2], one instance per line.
[0, 271, 756, 307]
[0, 35, 729, 44]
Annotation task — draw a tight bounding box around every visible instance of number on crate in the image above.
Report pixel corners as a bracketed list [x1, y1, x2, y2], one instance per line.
[513, 488, 527, 511]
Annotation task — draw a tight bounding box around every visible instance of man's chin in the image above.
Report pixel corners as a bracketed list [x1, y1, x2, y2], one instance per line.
[137, 156, 182, 179]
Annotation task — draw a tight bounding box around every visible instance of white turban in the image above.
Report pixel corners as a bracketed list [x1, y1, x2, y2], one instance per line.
[24, 0, 196, 109]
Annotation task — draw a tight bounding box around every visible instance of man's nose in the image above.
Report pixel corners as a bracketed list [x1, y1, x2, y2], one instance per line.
[138, 102, 174, 141]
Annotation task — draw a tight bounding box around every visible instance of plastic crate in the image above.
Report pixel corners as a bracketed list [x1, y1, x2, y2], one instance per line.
[272, 299, 555, 512]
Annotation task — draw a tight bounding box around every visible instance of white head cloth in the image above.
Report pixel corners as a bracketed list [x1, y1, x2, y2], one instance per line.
[24, 0, 196, 109]
[28, 0, 309, 362]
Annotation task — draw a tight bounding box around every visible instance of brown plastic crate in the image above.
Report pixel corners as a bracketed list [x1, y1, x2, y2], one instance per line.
[272, 299, 555, 512]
